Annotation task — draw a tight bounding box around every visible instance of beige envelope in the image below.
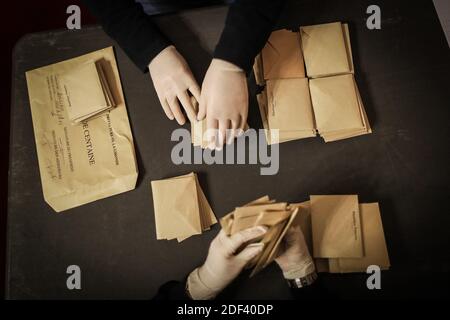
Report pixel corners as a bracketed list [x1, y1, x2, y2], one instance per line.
[300, 22, 352, 78]
[309, 74, 365, 135]
[266, 78, 316, 134]
[311, 195, 363, 258]
[262, 29, 305, 79]
[329, 203, 390, 273]
[25, 47, 138, 212]
[321, 78, 371, 142]
[151, 174, 202, 240]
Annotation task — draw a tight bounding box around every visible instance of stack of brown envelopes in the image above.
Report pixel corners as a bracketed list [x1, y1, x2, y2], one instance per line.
[151, 172, 217, 242]
[291, 195, 390, 273]
[61, 58, 116, 124]
[220, 196, 299, 277]
[255, 22, 371, 144]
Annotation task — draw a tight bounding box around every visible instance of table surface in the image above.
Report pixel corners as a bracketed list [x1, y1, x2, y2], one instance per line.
[7, 0, 450, 299]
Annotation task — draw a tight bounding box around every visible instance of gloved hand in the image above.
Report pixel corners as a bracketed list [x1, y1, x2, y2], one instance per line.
[275, 226, 316, 279]
[187, 226, 267, 300]
[148, 45, 201, 125]
[197, 59, 248, 150]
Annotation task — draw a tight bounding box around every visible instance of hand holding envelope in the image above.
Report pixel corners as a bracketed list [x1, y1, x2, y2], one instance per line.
[291, 195, 390, 273]
[187, 227, 267, 300]
[220, 196, 301, 277]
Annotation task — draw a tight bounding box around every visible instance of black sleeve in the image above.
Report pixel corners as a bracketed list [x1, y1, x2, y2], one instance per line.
[214, 0, 287, 73]
[81, 0, 172, 71]
[152, 280, 192, 300]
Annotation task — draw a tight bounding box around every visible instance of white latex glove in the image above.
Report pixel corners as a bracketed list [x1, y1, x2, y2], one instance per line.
[197, 59, 248, 150]
[275, 226, 316, 279]
[148, 45, 201, 125]
[187, 226, 267, 300]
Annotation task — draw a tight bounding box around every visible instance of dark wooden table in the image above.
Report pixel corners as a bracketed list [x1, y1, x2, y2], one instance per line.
[7, 0, 450, 299]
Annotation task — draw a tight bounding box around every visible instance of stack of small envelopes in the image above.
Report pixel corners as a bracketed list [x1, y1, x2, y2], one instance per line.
[291, 195, 390, 273]
[61, 59, 116, 124]
[220, 196, 299, 277]
[151, 172, 217, 242]
[255, 22, 371, 144]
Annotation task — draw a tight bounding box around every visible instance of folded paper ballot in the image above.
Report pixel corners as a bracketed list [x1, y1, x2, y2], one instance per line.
[220, 196, 299, 277]
[292, 196, 390, 273]
[61, 59, 116, 124]
[151, 172, 217, 242]
[255, 23, 371, 144]
[25, 47, 138, 212]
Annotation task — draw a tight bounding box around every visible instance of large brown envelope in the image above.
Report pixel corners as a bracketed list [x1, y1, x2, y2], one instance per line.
[309, 74, 365, 135]
[151, 174, 202, 240]
[311, 195, 363, 258]
[262, 29, 305, 79]
[25, 47, 138, 212]
[266, 78, 316, 135]
[329, 203, 390, 273]
[300, 22, 352, 78]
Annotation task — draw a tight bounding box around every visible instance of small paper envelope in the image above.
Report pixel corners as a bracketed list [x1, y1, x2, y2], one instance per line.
[151, 174, 203, 240]
[266, 78, 316, 134]
[329, 203, 390, 272]
[311, 195, 363, 258]
[309, 74, 365, 134]
[262, 29, 305, 79]
[300, 22, 352, 78]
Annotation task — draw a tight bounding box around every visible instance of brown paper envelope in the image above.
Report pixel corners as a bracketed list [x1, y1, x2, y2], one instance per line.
[25, 47, 137, 212]
[166, 172, 217, 235]
[321, 79, 371, 142]
[61, 59, 108, 122]
[310, 74, 364, 134]
[330, 203, 390, 273]
[311, 195, 363, 258]
[262, 29, 305, 79]
[300, 22, 351, 78]
[266, 78, 316, 133]
[151, 175, 202, 240]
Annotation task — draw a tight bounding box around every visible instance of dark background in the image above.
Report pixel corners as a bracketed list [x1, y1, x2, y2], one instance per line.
[3, 0, 450, 299]
[1, 0, 95, 299]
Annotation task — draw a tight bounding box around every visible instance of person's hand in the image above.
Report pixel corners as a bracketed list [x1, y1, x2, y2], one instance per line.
[275, 226, 316, 279]
[148, 45, 201, 125]
[197, 59, 248, 150]
[187, 226, 267, 300]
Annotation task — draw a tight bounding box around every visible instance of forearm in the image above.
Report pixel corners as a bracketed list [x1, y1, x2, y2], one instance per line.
[82, 0, 171, 71]
[214, 0, 287, 73]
